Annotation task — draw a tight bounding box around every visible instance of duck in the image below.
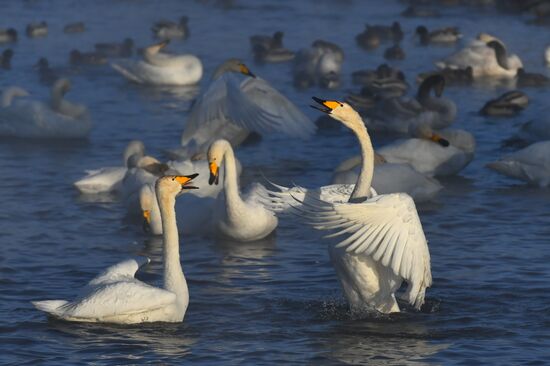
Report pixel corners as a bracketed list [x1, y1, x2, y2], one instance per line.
[26, 22, 48, 38]
[515, 68, 550, 87]
[175, 59, 315, 159]
[417, 66, 473, 85]
[345, 88, 381, 113]
[436, 38, 522, 78]
[0, 28, 17, 43]
[111, 40, 202, 86]
[207, 139, 277, 242]
[0, 79, 92, 139]
[34, 58, 60, 85]
[377, 122, 476, 177]
[152, 16, 189, 40]
[293, 39, 344, 89]
[250, 31, 294, 63]
[486, 141, 550, 187]
[356, 22, 403, 49]
[352, 64, 404, 86]
[33, 174, 199, 323]
[95, 38, 134, 58]
[70, 50, 107, 66]
[1, 49, 13, 69]
[384, 44, 405, 60]
[63, 22, 85, 34]
[74, 140, 146, 194]
[352, 64, 409, 98]
[480, 90, 528, 116]
[367, 74, 456, 133]
[331, 154, 442, 202]
[263, 98, 432, 314]
[416, 26, 461, 45]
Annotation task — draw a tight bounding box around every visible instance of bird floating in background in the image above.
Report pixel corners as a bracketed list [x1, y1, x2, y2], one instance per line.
[480, 90, 528, 116]
[0, 49, 13, 69]
[250, 31, 295, 63]
[63, 22, 86, 34]
[263, 98, 432, 314]
[356, 21, 403, 49]
[95, 38, 134, 58]
[416, 26, 462, 45]
[0, 79, 92, 139]
[111, 40, 202, 85]
[152, 16, 189, 40]
[0, 28, 17, 43]
[26, 21, 48, 38]
[70, 49, 107, 66]
[293, 39, 344, 89]
[33, 174, 199, 323]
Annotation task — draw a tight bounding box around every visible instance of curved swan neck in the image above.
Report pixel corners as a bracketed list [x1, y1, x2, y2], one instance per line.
[488, 41, 509, 70]
[222, 144, 244, 208]
[157, 187, 188, 308]
[349, 116, 374, 203]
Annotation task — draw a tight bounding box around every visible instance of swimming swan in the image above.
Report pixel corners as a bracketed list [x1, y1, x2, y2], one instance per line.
[32, 174, 198, 323]
[264, 98, 432, 313]
[0, 79, 92, 139]
[207, 139, 277, 241]
[112, 40, 202, 86]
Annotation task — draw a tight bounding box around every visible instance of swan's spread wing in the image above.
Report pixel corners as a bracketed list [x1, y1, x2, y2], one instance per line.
[238, 77, 316, 139]
[295, 193, 432, 309]
[88, 257, 150, 286]
[59, 280, 176, 320]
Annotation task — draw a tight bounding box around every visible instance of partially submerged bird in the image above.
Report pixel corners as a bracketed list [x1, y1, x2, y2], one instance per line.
[515, 68, 550, 87]
[111, 40, 202, 85]
[356, 22, 403, 49]
[70, 49, 107, 66]
[250, 31, 294, 63]
[0, 28, 17, 43]
[480, 90, 528, 116]
[263, 98, 432, 314]
[33, 174, 199, 323]
[416, 26, 461, 45]
[63, 22, 85, 34]
[26, 21, 48, 38]
[152, 16, 189, 40]
[95, 38, 134, 58]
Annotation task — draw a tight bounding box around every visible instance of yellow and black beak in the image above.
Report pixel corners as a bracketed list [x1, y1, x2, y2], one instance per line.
[174, 173, 199, 190]
[142, 210, 151, 233]
[311, 97, 342, 114]
[239, 63, 256, 78]
[208, 162, 219, 185]
[430, 133, 450, 147]
[158, 39, 170, 49]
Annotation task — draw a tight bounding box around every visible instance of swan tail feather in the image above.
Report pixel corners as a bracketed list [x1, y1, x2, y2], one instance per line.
[32, 300, 68, 316]
[111, 63, 143, 84]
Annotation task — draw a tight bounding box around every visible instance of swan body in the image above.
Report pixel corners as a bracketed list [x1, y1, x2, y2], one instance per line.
[74, 140, 145, 194]
[265, 98, 431, 313]
[179, 59, 315, 159]
[112, 41, 202, 86]
[486, 141, 550, 187]
[33, 174, 198, 323]
[208, 139, 277, 242]
[0, 79, 92, 139]
[293, 40, 344, 89]
[436, 39, 522, 78]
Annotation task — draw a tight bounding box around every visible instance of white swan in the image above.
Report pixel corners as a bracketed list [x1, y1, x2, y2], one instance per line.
[207, 139, 277, 242]
[436, 37, 522, 78]
[175, 59, 315, 159]
[331, 156, 442, 202]
[293, 40, 344, 89]
[378, 122, 476, 177]
[74, 140, 145, 194]
[0, 79, 92, 139]
[486, 141, 550, 187]
[366, 74, 456, 134]
[112, 41, 202, 86]
[32, 174, 198, 323]
[264, 98, 431, 313]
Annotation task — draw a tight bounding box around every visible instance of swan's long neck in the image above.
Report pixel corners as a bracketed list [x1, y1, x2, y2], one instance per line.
[349, 117, 374, 203]
[50, 87, 64, 112]
[222, 145, 244, 212]
[157, 189, 188, 311]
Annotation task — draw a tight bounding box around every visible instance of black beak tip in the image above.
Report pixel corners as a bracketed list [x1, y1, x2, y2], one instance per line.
[312, 96, 324, 104]
[208, 173, 216, 185]
[439, 139, 450, 147]
[187, 173, 199, 180]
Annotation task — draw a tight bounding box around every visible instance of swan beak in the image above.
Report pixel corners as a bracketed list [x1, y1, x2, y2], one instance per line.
[310, 97, 341, 114]
[239, 64, 256, 78]
[430, 133, 450, 147]
[174, 174, 199, 190]
[159, 40, 170, 49]
[142, 210, 151, 233]
[209, 162, 220, 185]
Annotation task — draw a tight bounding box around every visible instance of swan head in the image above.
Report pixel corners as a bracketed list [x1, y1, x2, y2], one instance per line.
[156, 174, 199, 198]
[311, 97, 362, 130]
[477, 32, 499, 43]
[213, 59, 255, 80]
[410, 122, 450, 147]
[144, 40, 169, 55]
[207, 139, 232, 185]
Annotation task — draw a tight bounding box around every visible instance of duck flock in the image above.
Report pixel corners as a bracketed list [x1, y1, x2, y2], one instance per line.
[1, 0, 549, 326]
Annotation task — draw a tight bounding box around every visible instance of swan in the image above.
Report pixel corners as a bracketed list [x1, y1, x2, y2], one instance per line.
[152, 16, 189, 40]
[26, 21, 47, 38]
[63, 22, 85, 34]
[436, 38, 522, 78]
[486, 141, 550, 187]
[0, 28, 17, 43]
[480, 90, 528, 116]
[175, 59, 315, 159]
[0, 79, 92, 139]
[416, 26, 462, 44]
[331, 156, 442, 202]
[207, 139, 277, 241]
[32, 174, 198, 323]
[366, 74, 456, 133]
[293, 40, 344, 89]
[264, 98, 431, 313]
[378, 122, 476, 177]
[1, 87, 29, 108]
[74, 140, 145, 194]
[111, 40, 202, 86]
